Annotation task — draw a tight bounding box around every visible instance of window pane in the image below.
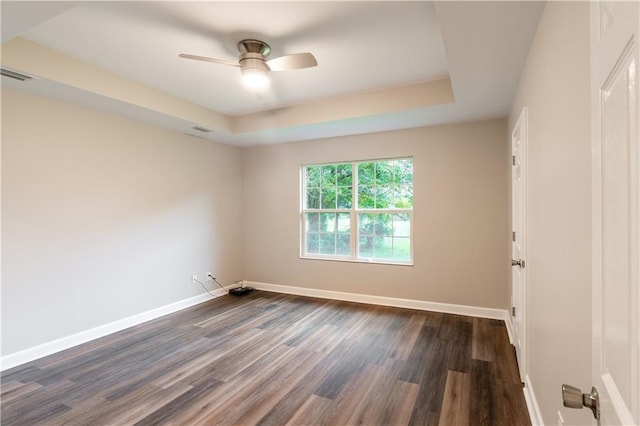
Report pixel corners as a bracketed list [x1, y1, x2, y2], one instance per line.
[319, 233, 336, 255]
[321, 165, 336, 186]
[394, 159, 413, 185]
[336, 163, 352, 186]
[320, 213, 336, 233]
[358, 213, 376, 258]
[306, 166, 321, 187]
[393, 237, 411, 261]
[358, 213, 374, 236]
[393, 185, 412, 208]
[306, 187, 320, 209]
[358, 185, 375, 208]
[358, 236, 374, 258]
[337, 186, 352, 209]
[321, 187, 336, 209]
[375, 236, 394, 259]
[337, 212, 350, 233]
[306, 232, 319, 254]
[374, 213, 392, 237]
[358, 162, 375, 185]
[374, 186, 393, 209]
[375, 160, 394, 185]
[337, 234, 350, 255]
[306, 212, 320, 232]
[393, 213, 411, 237]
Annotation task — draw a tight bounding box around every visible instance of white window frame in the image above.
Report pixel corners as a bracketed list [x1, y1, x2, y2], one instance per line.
[300, 158, 414, 266]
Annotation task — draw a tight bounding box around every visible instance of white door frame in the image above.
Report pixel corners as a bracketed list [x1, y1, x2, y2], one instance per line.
[511, 107, 528, 381]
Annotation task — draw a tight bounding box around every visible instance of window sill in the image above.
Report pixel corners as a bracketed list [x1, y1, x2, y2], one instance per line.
[300, 255, 414, 267]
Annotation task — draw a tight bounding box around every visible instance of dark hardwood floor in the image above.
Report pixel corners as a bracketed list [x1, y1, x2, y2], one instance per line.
[1, 291, 530, 425]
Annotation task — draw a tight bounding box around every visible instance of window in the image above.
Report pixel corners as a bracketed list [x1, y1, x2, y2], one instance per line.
[302, 158, 413, 264]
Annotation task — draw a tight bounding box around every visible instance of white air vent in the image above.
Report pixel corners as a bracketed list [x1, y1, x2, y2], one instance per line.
[192, 125, 213, 133]
[1, 68, 33, 81]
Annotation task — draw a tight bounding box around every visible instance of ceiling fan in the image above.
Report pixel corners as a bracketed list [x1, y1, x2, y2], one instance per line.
[179, 39, 318, 90]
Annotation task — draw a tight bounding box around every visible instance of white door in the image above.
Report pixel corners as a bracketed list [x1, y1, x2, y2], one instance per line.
[512, 107, 527, 381]
[591, 1, 639, 424]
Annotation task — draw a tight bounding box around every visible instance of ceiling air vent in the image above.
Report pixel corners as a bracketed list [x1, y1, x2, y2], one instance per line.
[192, 125, 213, 133]
[1, 68, 33, 81]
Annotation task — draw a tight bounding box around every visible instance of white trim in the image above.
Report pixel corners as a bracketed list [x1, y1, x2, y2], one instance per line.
[0, 291, 223, 371]
[245, 280, 509, 321]
[601, 373, 636, 425]
[503, 311, 515, 345]
[523, 374, 544, 426]
[299, 255, 414, 267]
[1, 282, 513, 372]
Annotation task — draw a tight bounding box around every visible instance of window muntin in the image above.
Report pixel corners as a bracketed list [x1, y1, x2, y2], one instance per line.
[302, 158, 413, 264]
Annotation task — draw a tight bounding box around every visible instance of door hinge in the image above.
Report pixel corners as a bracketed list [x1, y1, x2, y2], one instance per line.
[512, 231, 516, 241]
[512, 155, 516, 166]
[512, 307, 516, 316]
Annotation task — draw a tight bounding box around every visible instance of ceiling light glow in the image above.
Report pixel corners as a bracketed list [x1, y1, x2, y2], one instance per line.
[241, 68, 270, 90]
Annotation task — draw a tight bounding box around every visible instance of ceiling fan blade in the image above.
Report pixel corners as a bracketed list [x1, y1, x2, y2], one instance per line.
[266, 52, 317, 71]
[178, 53, 239, 67]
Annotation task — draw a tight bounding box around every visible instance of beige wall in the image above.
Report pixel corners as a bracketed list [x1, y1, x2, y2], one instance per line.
[242, 119, 510, 309]
[1, 88, 243, 355]
[508, 2, 592, 425]
[2, 88, 510, 359]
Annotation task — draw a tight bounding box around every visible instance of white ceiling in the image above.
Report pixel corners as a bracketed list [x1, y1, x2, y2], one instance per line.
[1, 1, 545, 147]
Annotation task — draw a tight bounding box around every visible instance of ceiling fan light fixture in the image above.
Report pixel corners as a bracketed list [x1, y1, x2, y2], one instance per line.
[241, 66, 270, 90]
[179, 38, 316, 92]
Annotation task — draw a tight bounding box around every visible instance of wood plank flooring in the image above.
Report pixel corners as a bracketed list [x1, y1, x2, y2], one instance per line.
[1, 291, 530, 425]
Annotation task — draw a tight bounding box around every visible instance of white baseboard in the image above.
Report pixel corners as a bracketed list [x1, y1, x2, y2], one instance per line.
[504, 312, 515, 345]
[2, 282, 512, 373]
[245, 281, 509, 321]
[1, 290, 223, 372]
[523, 374, 544, 426]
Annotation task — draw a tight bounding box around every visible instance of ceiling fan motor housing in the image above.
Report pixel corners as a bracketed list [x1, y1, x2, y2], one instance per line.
[238, 39, 271, 57]
[239, 53, 270, 72]
[238, 39, 271, 72]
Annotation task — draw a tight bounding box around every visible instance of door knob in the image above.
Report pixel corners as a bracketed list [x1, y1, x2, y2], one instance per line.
[562, 384, 600, 420]
[511, 259, 525, 267]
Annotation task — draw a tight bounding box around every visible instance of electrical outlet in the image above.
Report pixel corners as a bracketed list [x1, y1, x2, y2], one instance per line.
[192, 275, 197, 284]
